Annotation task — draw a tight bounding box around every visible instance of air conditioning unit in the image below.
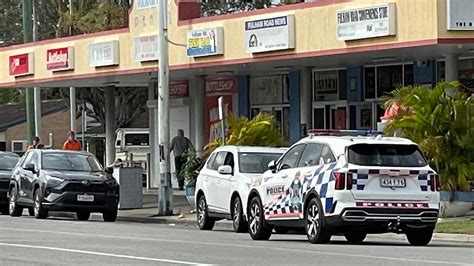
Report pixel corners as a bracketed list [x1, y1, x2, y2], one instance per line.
[11, 140, 28, 153]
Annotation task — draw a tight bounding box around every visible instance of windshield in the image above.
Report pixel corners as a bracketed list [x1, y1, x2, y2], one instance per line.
[239, 152, 283, 174]
[125, 134, 149, 146]
[42, 153, 103, 172]
[0, 155, 19, 170]
[347, 144, 427, 167]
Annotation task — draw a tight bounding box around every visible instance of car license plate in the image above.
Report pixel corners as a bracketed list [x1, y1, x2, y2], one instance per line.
[77, 194, 94, 202]
[380, 178, 406, 188]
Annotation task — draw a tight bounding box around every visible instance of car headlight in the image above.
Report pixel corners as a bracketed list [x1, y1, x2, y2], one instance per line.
[46, 175, 65, 184]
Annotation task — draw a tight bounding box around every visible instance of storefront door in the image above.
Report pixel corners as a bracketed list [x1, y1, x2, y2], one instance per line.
[312, 103, 348, 130]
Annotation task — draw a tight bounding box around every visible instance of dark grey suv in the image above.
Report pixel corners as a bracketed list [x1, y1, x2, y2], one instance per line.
[9, 149, 119, 221]
[0, 152, 20, 214]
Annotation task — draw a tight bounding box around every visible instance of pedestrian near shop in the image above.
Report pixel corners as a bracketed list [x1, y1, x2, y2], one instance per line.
[28, 136, 44, 150]
[63, 131, 82, 151]
[170, 129, 194, 190]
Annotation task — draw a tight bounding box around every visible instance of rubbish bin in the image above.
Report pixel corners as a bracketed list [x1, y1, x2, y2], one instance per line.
[114, 167, 143, 210]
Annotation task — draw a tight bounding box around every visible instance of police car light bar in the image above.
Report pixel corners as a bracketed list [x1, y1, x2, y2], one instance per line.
[307, 129, 384, 137]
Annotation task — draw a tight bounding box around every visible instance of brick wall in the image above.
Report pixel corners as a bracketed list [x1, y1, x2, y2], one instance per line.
[5, 110, 82, 152]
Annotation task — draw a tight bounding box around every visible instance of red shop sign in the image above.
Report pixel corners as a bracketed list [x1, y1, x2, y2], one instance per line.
[206, 78, 237, 94]
[47, 47, 74, 71]
[154, 81, 189, 99]
[9, 53, 34, 76]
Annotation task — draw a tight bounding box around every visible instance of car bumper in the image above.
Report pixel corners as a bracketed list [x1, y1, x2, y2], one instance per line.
[326, 207, 438, 232]
[42, 191, 119, 212]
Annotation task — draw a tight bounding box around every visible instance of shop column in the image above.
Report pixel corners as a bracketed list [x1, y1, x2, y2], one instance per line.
[105, 85, 116, 166]
[146, 80, 158, 188]
[289, 71, 301, 143]
[300, 68, 312, 136]
[190, 76, 206, 155]
[445, 54, 459, 82]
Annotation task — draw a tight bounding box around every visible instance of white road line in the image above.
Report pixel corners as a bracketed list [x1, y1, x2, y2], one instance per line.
[0, 242, 205, 265]
[0, 227, 469, 266]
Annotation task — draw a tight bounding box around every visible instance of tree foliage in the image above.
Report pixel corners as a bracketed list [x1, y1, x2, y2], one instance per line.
[382, 82, 474, 191]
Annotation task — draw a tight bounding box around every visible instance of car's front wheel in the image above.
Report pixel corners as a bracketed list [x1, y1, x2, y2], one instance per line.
[232, 196, 247, 233]
[77, 211, 91, 221]
[33, 189, 48, 219]
[9, 187, 23, 217]
[103, 208, 118, 222]
[197, 195, 215, 230]
[305, 197, 331, 244]
[344, 232, 367, 244]
[28, 207, 35, 216]
[405, 227, 434, 246]
[248, 196, 272, 240]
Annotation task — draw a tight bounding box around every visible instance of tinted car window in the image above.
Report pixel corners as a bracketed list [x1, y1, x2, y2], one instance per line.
[320, 145, 336, 164]
[298, 144, 323, 167]
[239, 153, 283, 174]
[211, 152, 227, 171]
[279, 144, 305, 170]
[124, 134, 149, 146]
[22, 152, 35, 167]
[347, 144, 427, 167]
[0, 154, 20, 170]
[206, 153, 217, 169]
[42, 153, 103, 172]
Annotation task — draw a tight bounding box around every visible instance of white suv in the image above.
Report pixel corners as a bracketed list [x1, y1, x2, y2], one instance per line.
[246, 131, 440, 246]
[195, 146, 284, 232]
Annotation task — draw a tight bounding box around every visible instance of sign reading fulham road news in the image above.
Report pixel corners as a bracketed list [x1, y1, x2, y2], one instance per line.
[47, 47, 74, 71]
[9, 53, 34, 76]
[89, 41, 120, 67]
[245, 15, 295, 53]
[336, 3, 397, 41]
[187, 27, 224, 57]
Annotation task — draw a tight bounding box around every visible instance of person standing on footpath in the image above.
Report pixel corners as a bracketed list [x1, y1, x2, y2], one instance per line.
[63, 131, 82, 151]
[170, 129, 194, 190]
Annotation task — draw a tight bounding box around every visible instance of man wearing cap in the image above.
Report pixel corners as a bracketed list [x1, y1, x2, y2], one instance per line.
[63, 131, 82, 151]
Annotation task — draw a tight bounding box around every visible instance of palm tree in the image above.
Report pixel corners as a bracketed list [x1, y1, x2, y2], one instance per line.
[382, 81, 474, 191]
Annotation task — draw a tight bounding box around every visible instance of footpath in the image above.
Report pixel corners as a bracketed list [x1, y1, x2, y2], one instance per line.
[56, 189, 474, 244]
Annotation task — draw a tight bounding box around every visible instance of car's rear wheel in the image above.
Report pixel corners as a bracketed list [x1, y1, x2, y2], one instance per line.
[33, 189, 48, 219]
[248, 196, 272, 240]
[197, 195, 215, 230]
[231, 196, 247, 233]
[344, 232, 367, 244]
[77, 211, 91, 221]
[305, 197, 331, 244]
[9, 187, 23, 217]
[103, 208, 118, 222]
[405, 227, 434, 246]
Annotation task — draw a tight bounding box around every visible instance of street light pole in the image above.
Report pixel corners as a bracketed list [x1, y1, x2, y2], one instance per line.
[32, 0, 41, 140]
[69, 0, 76, 132]
[22, 0, 35, 144]
[157, 0, 173, 215]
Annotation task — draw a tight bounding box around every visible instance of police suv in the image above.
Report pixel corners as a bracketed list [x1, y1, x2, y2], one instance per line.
[246, 130, 440, 246]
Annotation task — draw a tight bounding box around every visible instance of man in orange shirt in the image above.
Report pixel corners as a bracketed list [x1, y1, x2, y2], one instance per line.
[63, 131, 82, 151]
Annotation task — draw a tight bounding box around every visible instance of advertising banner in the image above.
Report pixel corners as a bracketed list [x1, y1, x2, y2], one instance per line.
[9, 53, 34, 76]
[187, 27, 223, 57]
[89, 41, 120, 67]
[47, 47, 74, 71]
[134, 35, 159, 62]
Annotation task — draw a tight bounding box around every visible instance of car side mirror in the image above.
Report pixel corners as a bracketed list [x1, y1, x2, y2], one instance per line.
[268, 160, 277, 172]
[105, 167, 114, 175]
[218, 165, 232, 175]
[23, 164, 36, 174]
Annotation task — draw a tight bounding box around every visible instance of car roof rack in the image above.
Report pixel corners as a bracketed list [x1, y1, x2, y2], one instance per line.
[307, 129, 384, 137]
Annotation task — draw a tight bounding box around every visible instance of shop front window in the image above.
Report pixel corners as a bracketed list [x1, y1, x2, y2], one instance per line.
[313, 70, 339, 102]
[377, 65, 402, 98]
[365, 67, 376, 99]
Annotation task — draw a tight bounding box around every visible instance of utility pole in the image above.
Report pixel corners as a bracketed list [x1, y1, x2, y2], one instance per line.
[69, 0, 77, 132]
[32, 0, 41, 140]
[22, 0, 35, 143]
[157, 0, 173, 215]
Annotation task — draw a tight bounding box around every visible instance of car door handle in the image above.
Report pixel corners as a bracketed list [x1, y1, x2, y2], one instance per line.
[280, 174, 288, 179]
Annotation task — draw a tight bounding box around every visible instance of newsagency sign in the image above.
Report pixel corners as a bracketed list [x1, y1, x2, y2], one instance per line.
[336, 3, 396, 41]
[186, 27, 224, 57]
[245, 15, 295, 53]
[447, 0, 474, 30]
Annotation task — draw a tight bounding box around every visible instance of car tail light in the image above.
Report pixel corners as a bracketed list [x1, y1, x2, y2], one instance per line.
[430, 174, 440, 191]
[346, 173, 353, 190]
[334, 172, 346, 190]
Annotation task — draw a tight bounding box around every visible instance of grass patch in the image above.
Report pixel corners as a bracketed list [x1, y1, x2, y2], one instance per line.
[435, 220, 474, 235]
